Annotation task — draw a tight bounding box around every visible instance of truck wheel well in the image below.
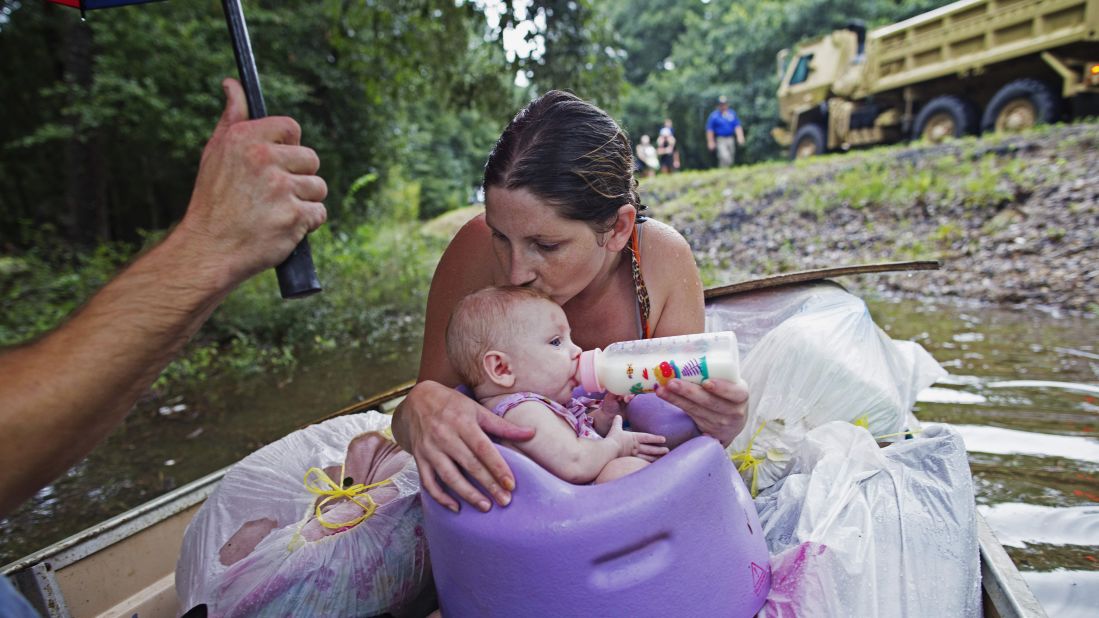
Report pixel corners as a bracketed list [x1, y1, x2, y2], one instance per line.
[913, 95, 978, 142]
[981, 79, 1061, 133]
[790, 123, 826, 160]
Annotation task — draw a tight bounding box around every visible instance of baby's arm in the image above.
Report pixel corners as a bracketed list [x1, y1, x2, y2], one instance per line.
[501, 402, 666, 484]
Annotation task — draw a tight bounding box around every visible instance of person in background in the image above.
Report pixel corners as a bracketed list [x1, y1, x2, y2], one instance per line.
[446, 286, 668, 484]
[706, 95, 745, 168]
[391, 89, 749, 515]
[656, 119, 678, 175]
[0, 78, 327, 616]
[636, 134, 659, 178]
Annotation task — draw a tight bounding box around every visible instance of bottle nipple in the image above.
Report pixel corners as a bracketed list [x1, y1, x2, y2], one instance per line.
[578, 349, 602, 392]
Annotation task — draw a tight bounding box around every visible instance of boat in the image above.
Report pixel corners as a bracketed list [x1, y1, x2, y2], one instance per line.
[1, 262, 1049, 617]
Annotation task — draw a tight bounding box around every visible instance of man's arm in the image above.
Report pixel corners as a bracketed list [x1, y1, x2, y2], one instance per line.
[736, 125, 745, 145]
[0, 78, 327, 517]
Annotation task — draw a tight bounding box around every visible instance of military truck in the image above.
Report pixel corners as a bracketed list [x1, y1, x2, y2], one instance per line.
[772, 0, 1099, 158]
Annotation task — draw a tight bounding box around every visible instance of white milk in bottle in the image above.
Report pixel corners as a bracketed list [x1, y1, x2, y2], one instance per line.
[578, 331, 740, 396]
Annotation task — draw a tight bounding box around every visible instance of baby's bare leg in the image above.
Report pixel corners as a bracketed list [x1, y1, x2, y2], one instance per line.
[594, 456, 649, 484]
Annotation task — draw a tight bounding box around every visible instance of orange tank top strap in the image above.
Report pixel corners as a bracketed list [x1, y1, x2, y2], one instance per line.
[628, 222, 652, 339]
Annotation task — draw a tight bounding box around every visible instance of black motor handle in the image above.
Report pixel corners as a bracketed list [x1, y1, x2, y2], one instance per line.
[222, 0, 321, 298]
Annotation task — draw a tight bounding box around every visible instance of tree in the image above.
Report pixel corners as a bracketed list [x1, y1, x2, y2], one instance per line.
[0, 0, 584, 248]
[609, 0, 953, 168]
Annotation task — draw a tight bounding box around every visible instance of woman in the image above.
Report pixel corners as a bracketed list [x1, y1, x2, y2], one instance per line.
[392, 90, 748, 513]
[657, 121, 678, 174]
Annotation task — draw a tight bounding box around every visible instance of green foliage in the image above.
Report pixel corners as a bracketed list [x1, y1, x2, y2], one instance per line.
[607, 0, 952, 168]
[789, 138, 1039, 218]
[1, 212, 445, 392]
[0, 1, 553, 247]
[0, 232, 135, 346]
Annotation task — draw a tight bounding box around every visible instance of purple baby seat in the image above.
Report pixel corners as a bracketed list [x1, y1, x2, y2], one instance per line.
[421, 436, 771, 617]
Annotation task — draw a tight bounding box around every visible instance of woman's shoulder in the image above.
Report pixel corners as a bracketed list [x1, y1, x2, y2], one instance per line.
[639, 218, 695, 266]
[434, 212, 497, 284]
[637, 218, 704, 333]
[451, 211, 491, 246]
[423, 211, 497, 332]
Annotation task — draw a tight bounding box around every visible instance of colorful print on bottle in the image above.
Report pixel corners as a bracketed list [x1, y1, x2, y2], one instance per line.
[624, 355, 711, 394]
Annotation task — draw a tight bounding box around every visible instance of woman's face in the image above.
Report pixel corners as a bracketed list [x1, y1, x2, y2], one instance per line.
[485, 187, 613, 306]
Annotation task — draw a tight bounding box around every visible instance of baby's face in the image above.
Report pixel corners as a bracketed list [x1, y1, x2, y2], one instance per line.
[507, 300, 582, 404]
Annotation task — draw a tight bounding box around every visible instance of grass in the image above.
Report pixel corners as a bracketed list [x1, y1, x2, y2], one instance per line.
[2, 191, 448, 397]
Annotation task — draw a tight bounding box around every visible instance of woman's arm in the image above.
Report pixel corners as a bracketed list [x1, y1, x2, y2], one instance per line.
[642, 221, 750, 446]
[391, 215, 534, 512]
[501, 403, 665, 484]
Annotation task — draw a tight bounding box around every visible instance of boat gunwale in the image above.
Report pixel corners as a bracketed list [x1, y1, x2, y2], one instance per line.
[1, 470, 223, 576]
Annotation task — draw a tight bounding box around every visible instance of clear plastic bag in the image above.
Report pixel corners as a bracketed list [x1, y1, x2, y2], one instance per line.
[176, 412, 428, 617]
[753, 422, 981, 617]
[709, 282, 946, 494]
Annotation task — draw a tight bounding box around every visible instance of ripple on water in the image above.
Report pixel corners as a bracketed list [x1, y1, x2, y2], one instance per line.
[978, 503, 1099, 548]
[1022, 571, 1099, 618]
[950, 424, 1099, 464]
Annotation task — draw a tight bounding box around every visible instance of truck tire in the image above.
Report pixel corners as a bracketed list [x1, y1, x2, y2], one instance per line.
[790, 123, 826, 160]
[913, 95, 977, 143]
[982, 79, 1060, 133]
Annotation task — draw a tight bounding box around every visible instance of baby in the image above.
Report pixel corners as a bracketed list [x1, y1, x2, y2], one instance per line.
[446, 286, 668, 484]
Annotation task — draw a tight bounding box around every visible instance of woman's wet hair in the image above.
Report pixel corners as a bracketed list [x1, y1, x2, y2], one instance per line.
[483, 90, 645, 234]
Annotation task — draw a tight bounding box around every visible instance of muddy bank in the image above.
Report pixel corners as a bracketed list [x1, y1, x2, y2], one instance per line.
[646, 122, 1098, 314]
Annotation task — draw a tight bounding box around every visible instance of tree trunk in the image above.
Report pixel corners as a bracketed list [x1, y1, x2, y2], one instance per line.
[62, 18, 101, 246]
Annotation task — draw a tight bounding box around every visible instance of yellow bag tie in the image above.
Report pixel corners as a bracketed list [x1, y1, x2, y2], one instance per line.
[729, 421, 768, 498]
[874, 427, 924, 441]
[303, 464, 393, 530]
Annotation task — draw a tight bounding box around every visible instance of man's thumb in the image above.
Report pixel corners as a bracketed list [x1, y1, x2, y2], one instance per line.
[217, 78, 249, 128]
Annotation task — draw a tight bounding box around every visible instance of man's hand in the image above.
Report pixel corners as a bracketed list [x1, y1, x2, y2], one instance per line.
[0, 79, 330, 517]
[178, 78, 328, 287]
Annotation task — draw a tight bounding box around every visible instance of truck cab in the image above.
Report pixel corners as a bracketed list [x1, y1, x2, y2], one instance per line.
[773, 28, 863, 158]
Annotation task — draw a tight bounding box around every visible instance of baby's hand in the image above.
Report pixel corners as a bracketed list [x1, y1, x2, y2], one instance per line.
[599, 393, 635, 416]
[605, 416, 668, 462]
[592, 394, 634, 435]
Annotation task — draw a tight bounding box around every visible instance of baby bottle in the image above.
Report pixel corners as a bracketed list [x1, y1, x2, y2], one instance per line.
[578, 331, 740, 396]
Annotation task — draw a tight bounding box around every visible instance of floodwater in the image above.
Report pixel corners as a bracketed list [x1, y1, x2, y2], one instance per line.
[872, 296, 1099, 617]
[1, 295, 1096, 615]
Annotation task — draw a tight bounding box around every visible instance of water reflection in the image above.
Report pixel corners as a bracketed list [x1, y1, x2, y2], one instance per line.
[868, 293, 1098, 616]
[951, 424, 1099, 463]
[1023, 571, 1099, 618]
[0, 334, 421, 565]
[980, 503, 1099, 547]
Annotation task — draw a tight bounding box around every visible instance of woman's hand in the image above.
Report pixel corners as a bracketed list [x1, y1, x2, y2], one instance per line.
[392, 381, 535, 513]
[654, 378, 749, 447]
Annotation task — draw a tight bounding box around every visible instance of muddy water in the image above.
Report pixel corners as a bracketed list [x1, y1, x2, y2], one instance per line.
[0, 335, 422, 565]
[870, 297, 1098, 617]
[1, 297, 1096, 615]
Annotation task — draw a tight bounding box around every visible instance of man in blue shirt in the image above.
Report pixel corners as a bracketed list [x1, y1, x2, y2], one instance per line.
[705, 95, 746, 168]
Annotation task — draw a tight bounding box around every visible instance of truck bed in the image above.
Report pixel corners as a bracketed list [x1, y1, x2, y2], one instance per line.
[866, 0, 1097, 94]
